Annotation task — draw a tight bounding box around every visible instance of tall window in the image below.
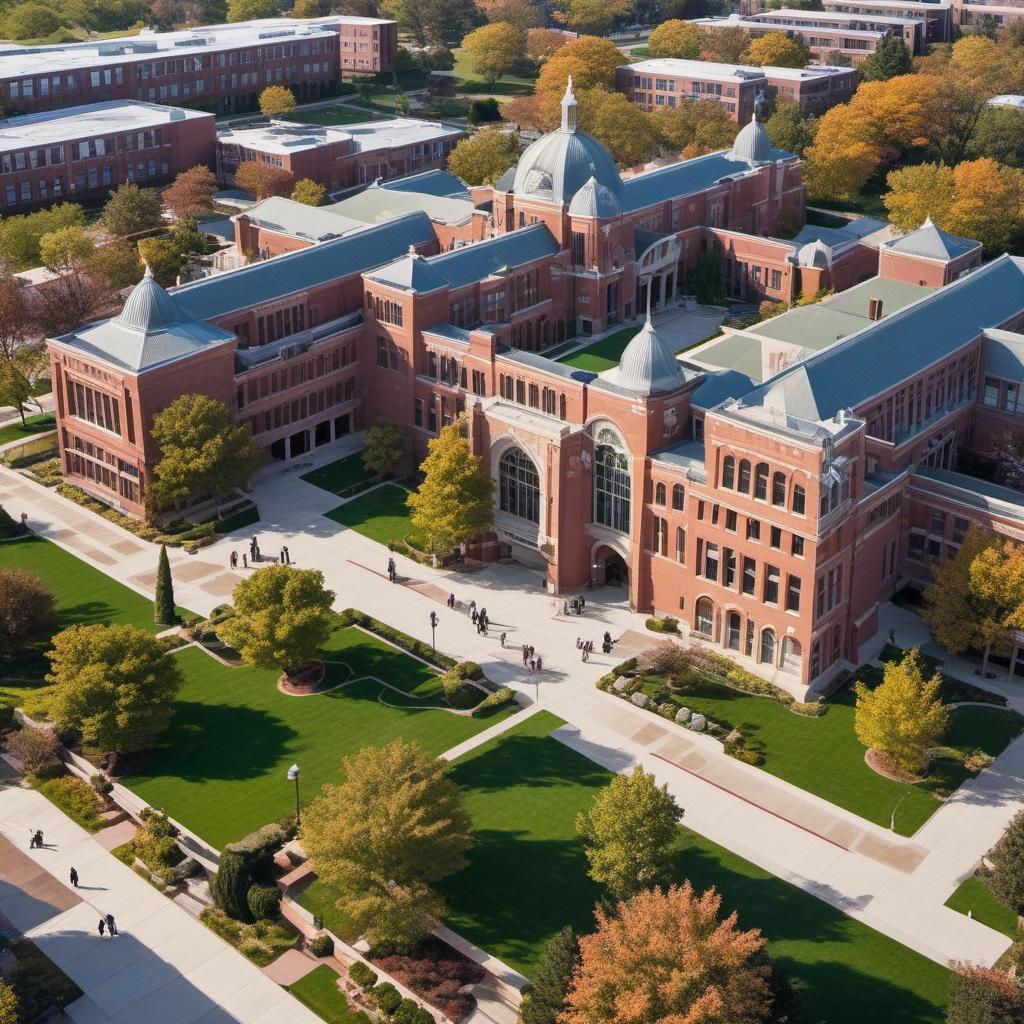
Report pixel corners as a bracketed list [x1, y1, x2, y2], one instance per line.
[792, 484, 805, 515]
[594, 427, 630, 533]
[654, 482, 666, 506]
[755, 463, 769, 500]
[696, 597, 714, 637]
[772, 471, 786, 507]
[653, 515, 668, 556]
[722, 455, 735, 489]
[738, 459, 751, 493]
[675, 526, 685, 563]
[672, 484, 684, 510]
[499, 446, 540, 523]
[760, 628, 776, 665]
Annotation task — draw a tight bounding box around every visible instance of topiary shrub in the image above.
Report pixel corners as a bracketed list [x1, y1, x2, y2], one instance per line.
[454, 661, 482, 681]
[393, 998, 424, 1024]
[210, 849, 254, 922]
[311, 932, 334, 957]
[472, 687, 516, 717]
[645, 616, 680, 634]
[348, 959, 377, 988]
[372, 982, 403, 1015]
[246, 883, 280, 921]
[90, 772, 113, 798]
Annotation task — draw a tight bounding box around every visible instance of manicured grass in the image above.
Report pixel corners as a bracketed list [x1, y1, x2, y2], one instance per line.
[638, 674, 1022, 836]
[557, 328, 637, 372]
[452, 48, 537, 96]
[212, 503, 260, 535]
[301, 451, 376, 496]
[127, 632, 507, 849]
[297, 877, 361, 943]
[0, 412, 55, 444]
[440, 711, 951, 1024]
[285, 105, 382, 126]
[945, 875, 1021, 939]
[325, 483, 424, 548]
[289, 965, 371, 1024]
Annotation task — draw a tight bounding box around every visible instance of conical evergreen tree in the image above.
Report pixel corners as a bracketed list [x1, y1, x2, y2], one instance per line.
[521, 926, 579, 1024]
[154, 544, 176, 625]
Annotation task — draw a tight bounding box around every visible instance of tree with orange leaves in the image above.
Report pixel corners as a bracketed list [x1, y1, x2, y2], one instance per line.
[534, 36, 623, 128]
[561, 884, 774, 1024]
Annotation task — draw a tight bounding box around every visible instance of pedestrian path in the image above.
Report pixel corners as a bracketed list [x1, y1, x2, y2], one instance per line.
[0, 784, 323, 1024]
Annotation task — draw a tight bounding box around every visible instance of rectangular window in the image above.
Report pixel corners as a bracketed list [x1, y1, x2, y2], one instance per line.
[376, 337, 388, 368]
[746, 518, 760, 541]
[786, 575, 801, 613]
[725, 509, 736, 531]
[703, 543, 719, 583]
[931, 510, 946, 535]
[764, 565, 779, 604]
[770, 525, 782, 549]
[792, 535, 804, 556]
[742, 557, 756, 596]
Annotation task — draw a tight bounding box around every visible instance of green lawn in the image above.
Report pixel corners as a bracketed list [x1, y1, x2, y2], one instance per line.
[557, 328, 637, 372]
[945, 875, 1021, 939]
[297, 877, 361, 943]
[284, 105, 382, 126]
[289, 965, 370, 1024]
[127, 631, 508, 849]
[300, 451, 376, 496]
[325, 483, 424, 548]
[452, 48, 537, 96]
[639, 674, 1022, 836]
[438, 711, 951, 1023]
[0, 412, 55, 445]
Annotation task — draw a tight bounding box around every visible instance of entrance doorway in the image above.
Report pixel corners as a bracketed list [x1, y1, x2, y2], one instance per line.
[603, 551, 628, 587]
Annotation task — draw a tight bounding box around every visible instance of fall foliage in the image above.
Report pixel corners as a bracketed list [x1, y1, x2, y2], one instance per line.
[234, 161, 296, 200]
[163, 165, 217, 219]
[462, 21, 527, 87]
[647, 19, 701, 59]
[534, 36, 623, 127]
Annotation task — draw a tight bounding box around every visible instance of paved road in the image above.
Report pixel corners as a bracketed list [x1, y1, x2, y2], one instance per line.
[0, 783, 323, 1024]
[1, 410, 1022, 968]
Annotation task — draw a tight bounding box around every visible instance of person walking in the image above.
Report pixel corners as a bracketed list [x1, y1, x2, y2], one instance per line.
[97, 918, 105, 938]
[230, 551, 237, 569]
[29, 829, 36, 849]
[105, 913, 117, 936]
[529, 658, 536, 672]
[280, 548, 287, 564]
[471, 608, 478, 625]
[447, 593, 455, 609]
[536, 655, 543, 672]
[283, 546, 290, 565]
[521, 645, 529, 666]
[34, 829, 43, 848]
[242, 553, 248, 568]
[603, 630, 612, 648]
[582, 645, 589, 663]
[69, 867, 79, 888]
[499, 632, 507, 648]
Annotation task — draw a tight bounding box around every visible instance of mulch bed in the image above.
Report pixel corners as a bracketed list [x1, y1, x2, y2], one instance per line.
[278, 660, 327, 695]
[369, 936, 485, 1022]
[865, 748, 923, 784]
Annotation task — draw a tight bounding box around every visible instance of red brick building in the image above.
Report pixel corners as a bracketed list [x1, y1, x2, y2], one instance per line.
[46, 80, 1024, 696]
[0, 100, 215, 212]
[215, 117, 465, 192]
[0, 16, 397, 118]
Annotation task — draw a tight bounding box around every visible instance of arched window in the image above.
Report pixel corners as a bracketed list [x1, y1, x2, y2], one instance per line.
[760, 628, 776, 665]
[499, 446, 540, 523]
[594, 427, 631, 533]
[695, 597, 714, 637]
[792, 484, 806, 515]
[772, 471, 786, 507]
[782, 636, 802, 673]
[726, 612, 741, 651]
[653, 515, 668, 555]
[722, 455, 735, 489]
[675, 526, 685, 563]
[672, 484, 685, 511]
[654, 482, 666, 506]
[755, 463, 769, 500]
[738, 460, 751, 493]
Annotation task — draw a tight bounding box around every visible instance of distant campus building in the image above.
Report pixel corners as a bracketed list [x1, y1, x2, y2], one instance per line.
[45, 79, 1024, 698]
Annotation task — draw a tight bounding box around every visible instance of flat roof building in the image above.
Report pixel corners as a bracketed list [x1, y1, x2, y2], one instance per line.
[615, 58, 857, 121]
[0, 99, 215, 212]
[0, 16, 397, 118]
[215, 116, 465, 192]
[821, 0, 953, 43]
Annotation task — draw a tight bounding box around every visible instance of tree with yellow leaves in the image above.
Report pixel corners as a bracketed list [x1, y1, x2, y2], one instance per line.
[650, 99, 739, 156]
[551, 0, 629, 36]
[579, 90, 658, 168]
[854, 650, 949, 775]
[743, 31, 810, 69]
[462, 21, 526, 88]
[882, 163, 955, 231]
[647, 19, 702, 59]
[534, 36, 623, 127]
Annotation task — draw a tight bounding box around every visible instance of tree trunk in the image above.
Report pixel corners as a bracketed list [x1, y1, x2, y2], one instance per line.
[981, 643, 992, 678]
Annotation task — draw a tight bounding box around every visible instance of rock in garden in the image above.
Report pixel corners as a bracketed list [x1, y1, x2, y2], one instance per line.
[690, 713, 707, 732]
[725, 729, 742, 745]
[630, 692, 651, 708]
[675, 706, 692, 724]
[612, 676, 630, 693]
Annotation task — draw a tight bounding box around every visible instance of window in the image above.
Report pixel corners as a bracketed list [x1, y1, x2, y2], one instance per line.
[792, 535, 804, 556]
[786, 574, 801, 612]
[726, 612, 741, 651]
[654, 482, 666, 506]
[984, 376, 1000, 407]
[792, 484, 805, 515]
[695, 597, 714, 637]
[675, 526, 685, 563]
[764, 565, 780, 604]
[760, 628, 776, 665]
[755, 463, 769, 500]
[746, 518, 760, 541]
[653, 515, 668, 556]
[499, 446, 540, 523]
[703, 542, 719, 582]
[952, 516, 969, 544]
[931, 509, 946, 535]
[772, 471, 786, 507]
[594, 427, 630, 533]
[672, 483, 684, 510]
[724, 548, 736, 587]
[722, 455, 735, 489]
[738, 459, 751, 493]
[770, 525, 782, 548]
[742, 557, 756, 596]
[725, 509, 737, 531]
[376, 337, 388, 368]
[908, 532, 925, 561]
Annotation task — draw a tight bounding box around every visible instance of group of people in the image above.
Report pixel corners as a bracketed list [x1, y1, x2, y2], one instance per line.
[230, 536, 291, 569]
[520, 644, 543, 672]
[469, 601, 490, 635]
[563, 596, 587, 616]
[97, 913, 118, 937]
[31, 840, 119, 938]
[577, 631, 615, 661]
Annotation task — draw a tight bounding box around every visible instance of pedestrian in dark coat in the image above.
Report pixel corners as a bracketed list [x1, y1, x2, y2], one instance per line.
[98, 918, 105, 937]
[106, 914, 117, 936]
[69, 867, 79, 888]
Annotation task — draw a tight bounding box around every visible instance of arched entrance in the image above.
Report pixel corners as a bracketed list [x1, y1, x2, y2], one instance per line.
[602, 550, 628, 588]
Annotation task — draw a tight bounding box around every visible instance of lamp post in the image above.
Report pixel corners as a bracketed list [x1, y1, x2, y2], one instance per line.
[429, 610, 438, 655]
[287, 763, 300, 827]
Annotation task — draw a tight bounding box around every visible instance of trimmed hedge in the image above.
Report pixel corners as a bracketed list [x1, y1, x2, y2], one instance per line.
[247, 883, 281, 921]
[472, 687, 516, 717]
[372, 982, 403, 1015]
[645, 616, 680, 634]
[595, 657, 639, 691]
[338, 608, 456, 670]
[349, 960, 378, 989]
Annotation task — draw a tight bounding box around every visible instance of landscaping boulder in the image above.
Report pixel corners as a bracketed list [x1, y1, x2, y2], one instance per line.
[675, 706, 692, 724]
[689, 713, 707, 732]
[725, 729, 743, 746]
[612, 676, 631, 694]
[630, 692, 651, 708]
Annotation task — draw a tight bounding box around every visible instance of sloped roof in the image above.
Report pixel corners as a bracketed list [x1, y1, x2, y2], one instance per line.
[380, 169, 469, 198]
[368, 252, 448, 292]
[240, 195, 365, 240]
[172, 213, 435, 320]
[325, 186, 475, 226]
[883, 216, 978, 261]
[984, 328, 1024, 381]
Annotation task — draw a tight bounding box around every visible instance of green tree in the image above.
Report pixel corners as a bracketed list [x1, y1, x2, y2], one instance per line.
[576, 766, 684, 902]
[854, 649, 949, 774]
[4, 3, 60, 39]
[647, 19, 702, 59]
[0, 353, 34, 427]
[102, 183, 164, 238]
[84, 240, 144, 293]
[291, 178, 326, 206]
[138, 215, 208, 287]
[462, 22, 527, 88]
[300, 738, 473, 951]
[0, 203, 85, 270]
[150, 393, 263, 514]
[0, 567, 54, 666]
[154, 544, 176, 626]
[362, 419, 406, 475]
[163, 165, 218, 219]
[687, 244, 727, 305]
[521, 927, 580, 1024]
[947, 963, 1024, 1024]
[46, 624, 183, 755]
[579, 89, 658, 167]
[259, 85, 296, 116]
[990, 809, 1024, 914]
[860, 34, 911, 81]
[0, 980, 18, 1024]
[447, 129, 522, 186]
[380, 0, 474, 45]
[218, 565, 335, 676]
[227, 0, 280, 19]
[969, 106, 1024, 168]
[39, 226, 95, 271]
[210, 849, 254, 920]
[407, 417, 494, 554]
[764, 99, 817, 156]
[292, 0, 322, 16]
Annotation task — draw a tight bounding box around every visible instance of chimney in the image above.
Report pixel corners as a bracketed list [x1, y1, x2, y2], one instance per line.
[868, 297, 883, 321]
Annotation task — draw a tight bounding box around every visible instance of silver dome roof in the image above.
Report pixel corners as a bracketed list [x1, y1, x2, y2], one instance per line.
[512, 77, 623, 207]
[116, 264, 186, 333]
[727, 114, 773, 166]
[797, 238, 832, 268]
[568, 175, 622, 218]
[599, 315, 687, 396]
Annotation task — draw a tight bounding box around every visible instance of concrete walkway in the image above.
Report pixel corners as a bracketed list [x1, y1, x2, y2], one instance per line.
[0, 784, 323, 1024]
[3, 453, 1024, 969]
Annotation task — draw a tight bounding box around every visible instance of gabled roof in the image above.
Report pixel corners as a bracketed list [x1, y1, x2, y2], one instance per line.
[172, 212, 435, 320]
[883, 216, 979, 261]
[325, 186, 475, 226]
[380, 169, 469, 199]
[239, 195, 365, 241]
[368, 251, 448, 292]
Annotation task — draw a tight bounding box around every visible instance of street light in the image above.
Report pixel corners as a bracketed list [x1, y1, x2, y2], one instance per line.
[429, 610, 438, 654]
[287, 763, 300, 827]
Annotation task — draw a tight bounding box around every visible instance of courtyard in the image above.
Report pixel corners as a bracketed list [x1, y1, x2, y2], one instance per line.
[324, 482, 424, 548]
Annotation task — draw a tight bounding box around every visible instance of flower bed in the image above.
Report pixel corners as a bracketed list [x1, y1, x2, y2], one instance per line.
[199, 906, 299, 967]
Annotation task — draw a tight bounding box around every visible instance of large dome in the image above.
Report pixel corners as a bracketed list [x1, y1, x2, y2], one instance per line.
[599, 314, 686, 396]
[727, 113, 773, 166]
[512, 77, 623, 207]
[116, 264, 186, 333]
